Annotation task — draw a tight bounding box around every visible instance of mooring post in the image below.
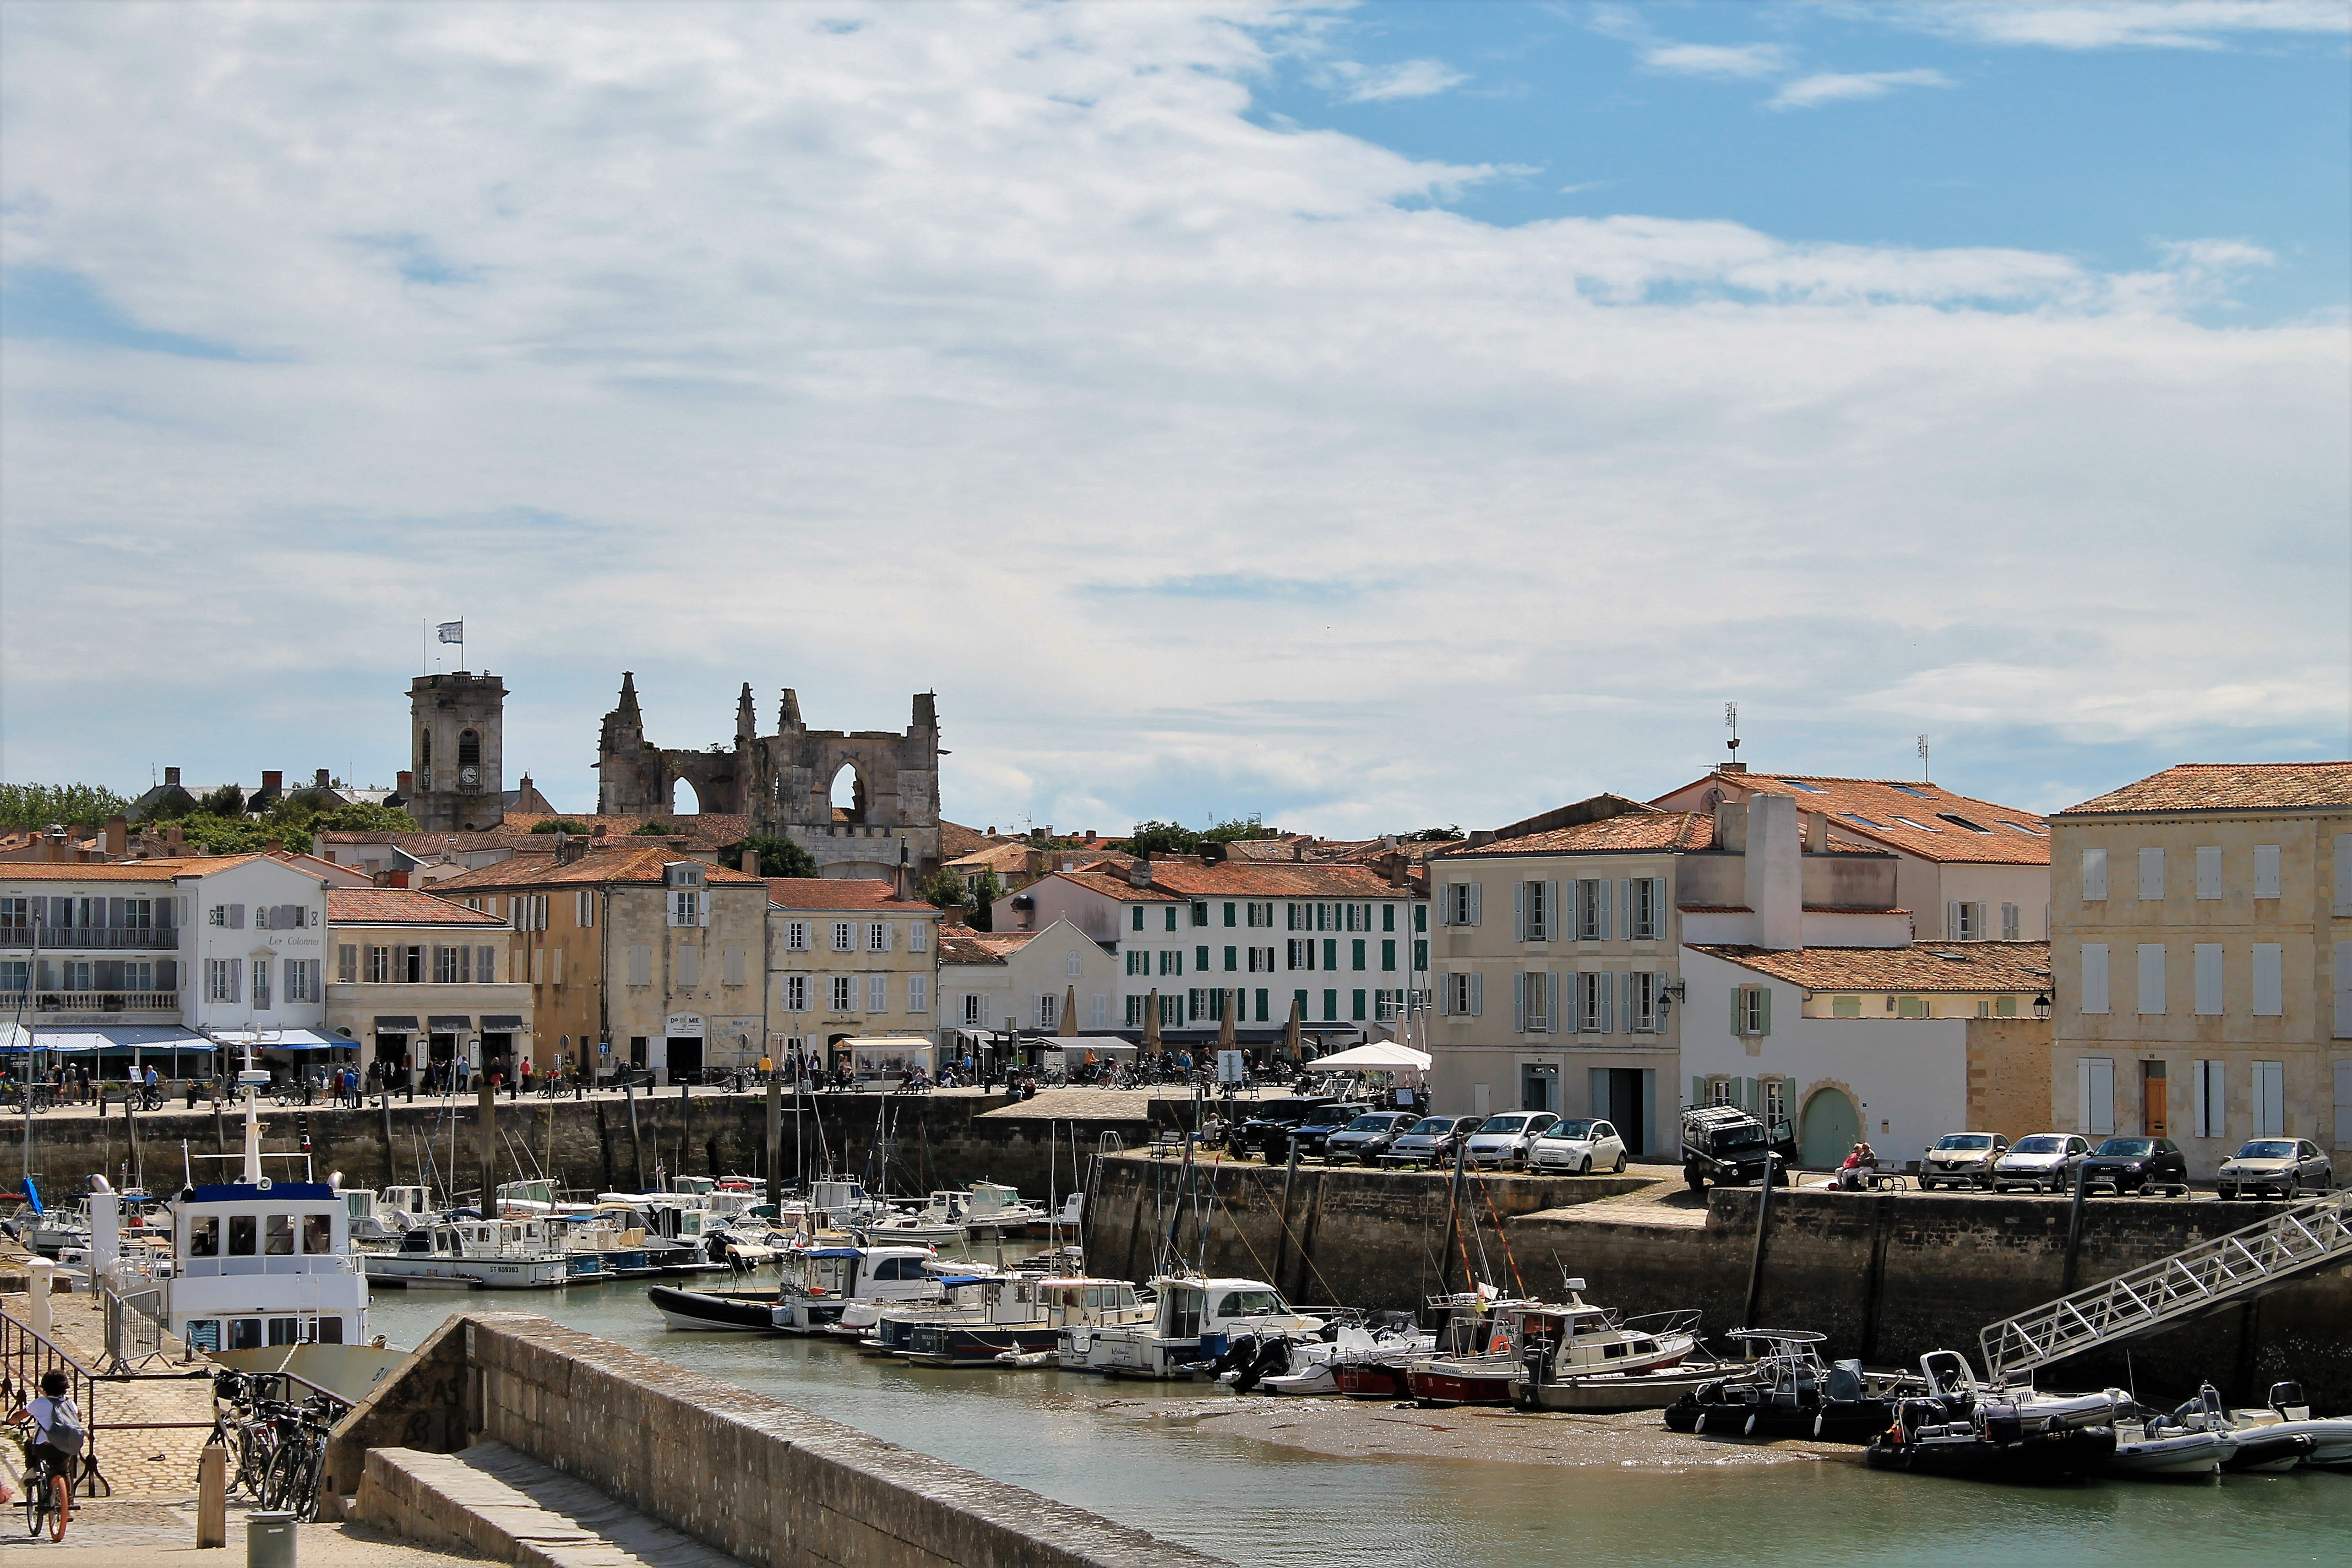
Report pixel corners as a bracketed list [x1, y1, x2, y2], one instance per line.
[380, 1084, 396, 1182]
[1740, 1153, 1778, 1329]
[766, 1075, 783, 1213]
[678, 1080, 692, 1182]
[1272, 1136, 1299, 1298]
[625, 1075, 646, 1190]
[2061, 1156, 2092, 1293]
[477, 1080, 497, 1212]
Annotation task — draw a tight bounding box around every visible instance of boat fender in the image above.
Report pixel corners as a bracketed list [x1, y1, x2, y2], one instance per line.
[1813, 1414, 1825, 1438]
[1694, 1413, 1707, 1434]
[1743, 1413, 1757, 1436]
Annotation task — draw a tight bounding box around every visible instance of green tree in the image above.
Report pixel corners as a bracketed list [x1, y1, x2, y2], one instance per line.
[965, 870, 1005, 932]
[1201, 814, 1280, 844]
[1120, 820, 1201, 858]
[741, 835, 819, 878]
[918, 868, 970, 912]
[632, 820, 675, 836]
[1401, 826, 1463, 842]
[529, 818, 594, 835]
[0, 783, 134, 829]
[198, 783, 247, 817]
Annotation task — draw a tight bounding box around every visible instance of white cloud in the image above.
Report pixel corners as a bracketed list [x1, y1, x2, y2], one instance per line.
[1768, 67, 1956, 110]
[0, 2, 2342, 837]
[1640, 41, 1792, 78]
[1902, 1, 2351, 51]
[1324, 57, 1469, 102]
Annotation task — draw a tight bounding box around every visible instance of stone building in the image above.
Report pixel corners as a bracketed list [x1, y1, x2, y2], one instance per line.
[407, 672, 509, 832]
[594, 674, 941, 880]
[434, 842, 769, 1084]
[2049, 761, 2351, 1177]
[323, 886, 530, 1083]
[764, 878, 941, 1068]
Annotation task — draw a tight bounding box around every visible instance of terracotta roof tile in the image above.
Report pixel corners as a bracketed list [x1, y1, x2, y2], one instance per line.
[763, 878, 936, 912]
[937, 925, 1035, 965]
[0, 854, 275, 881]
[1691, 941, 2051, 993]
[1653, 771, 2051, 866]
[2057, 762, 2352, 816]
[1438, 813, 1716, 858]
[326, 888, 508, 927]
[431, 845, 765, 891]
[1048, 870, 1184, 903]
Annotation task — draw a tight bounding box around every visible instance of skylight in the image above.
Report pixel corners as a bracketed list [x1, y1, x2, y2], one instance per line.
[1888, 785, 1930, 798]
[2002, 821, 2047, 837]
[1843, 813, 1881, 829]
[1892, 816, 1940, 832]
[1777, 779, 1824, 792]
[1937, 813, 1992, 834]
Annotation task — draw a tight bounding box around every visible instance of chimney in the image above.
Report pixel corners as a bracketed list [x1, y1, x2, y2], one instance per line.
[103, 816, 127, 858]
[1714, 798, 1747, 852]
[557, 835, 589, 865]
[314, 768, 331, 789]
[383, 869, 410, 889]
[1468, 829, 1497, 848]
[262, 770, 283, 793]
[1720, 761, 1748, 775]
[592, 823, 609, 837]
[165, 824, 184, 852]
[1126, 858, 1154, 888]
[165, 766, 181, 787]
[395, 770, 414, 797]
[1806, 812, 1829, 854]
[264, 838, 284, 854]
[1743, 794, 1803, 951]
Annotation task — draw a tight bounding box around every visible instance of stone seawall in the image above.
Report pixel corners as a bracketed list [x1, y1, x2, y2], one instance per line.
[1084, 1154, 2352, 1407]
[17, 1090, 1168, 1201]
[335, 1311, 1233, 1568]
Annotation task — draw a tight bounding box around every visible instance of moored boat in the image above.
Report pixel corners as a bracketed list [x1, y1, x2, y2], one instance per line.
[648, 1283, 781, 1331]
[1662, 1330, 1918, 1441]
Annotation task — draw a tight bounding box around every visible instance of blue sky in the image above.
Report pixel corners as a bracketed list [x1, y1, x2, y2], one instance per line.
[1, 1, 2346, 835]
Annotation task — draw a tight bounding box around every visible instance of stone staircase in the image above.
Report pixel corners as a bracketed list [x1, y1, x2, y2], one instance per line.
[357, 1442, 747, 1568]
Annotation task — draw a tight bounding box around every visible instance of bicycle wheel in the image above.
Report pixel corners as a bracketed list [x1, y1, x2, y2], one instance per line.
[290, 1442, 325, 1521]
[45, 1474, 66, 1540]
[24, 1466, 46, 1537]
[261, 1441, 298, 1511]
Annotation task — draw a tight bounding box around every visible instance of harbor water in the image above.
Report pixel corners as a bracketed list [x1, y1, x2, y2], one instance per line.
[367, 1277, 2352, 1568]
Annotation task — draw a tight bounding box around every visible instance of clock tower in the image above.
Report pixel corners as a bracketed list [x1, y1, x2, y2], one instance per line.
[408, 671, 508, 831]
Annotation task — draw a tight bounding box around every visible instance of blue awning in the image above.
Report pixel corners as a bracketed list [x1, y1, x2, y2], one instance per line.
[0, 1025, 215, 1054]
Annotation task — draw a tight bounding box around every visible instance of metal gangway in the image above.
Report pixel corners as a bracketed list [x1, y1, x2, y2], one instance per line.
[1980, 1189, 2352, 1379]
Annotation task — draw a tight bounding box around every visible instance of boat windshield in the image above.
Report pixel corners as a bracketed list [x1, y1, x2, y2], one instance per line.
[2012, 1135, 2067, 1153]
[2095, 1139, 2156, 1157]
[1216, 1289, 1288, 1317]
[1545, 1120, 1595, 1140]
[2236, 1141, 2296, 1159]
[1935, 1135, 1995, 1151]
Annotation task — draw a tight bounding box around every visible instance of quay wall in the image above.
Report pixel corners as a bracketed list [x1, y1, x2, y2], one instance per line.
[1084, 1155, 2352, 1408]
[337, 1310, 1232, 1568]
[13, 1091, 1163, 1202]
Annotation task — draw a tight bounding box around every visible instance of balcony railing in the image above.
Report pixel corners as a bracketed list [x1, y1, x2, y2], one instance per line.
[0, 990, 181, 1016]
[0, 927, 180, 951]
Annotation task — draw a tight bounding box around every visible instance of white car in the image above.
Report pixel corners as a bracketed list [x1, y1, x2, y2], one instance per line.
[1992, 1133, 2091, 1193]
[1531, 1118, 1627, 1175]
[1464, 1112, 1560, 1169]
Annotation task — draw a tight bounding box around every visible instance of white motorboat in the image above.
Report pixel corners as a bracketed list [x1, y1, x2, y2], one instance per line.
[362, 1217, 574, 1289]
[2155, 1381, 2350, 1472]
[2106, 1420, 2228, 1476]
[771, 1243, 944, 1333]
[1061, 1276, 1322, 1380]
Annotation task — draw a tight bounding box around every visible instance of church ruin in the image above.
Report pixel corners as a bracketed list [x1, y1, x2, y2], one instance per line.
[595, 674, 942, 879]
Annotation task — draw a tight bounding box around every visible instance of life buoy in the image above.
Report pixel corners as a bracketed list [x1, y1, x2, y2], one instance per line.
[1489, 1330, 1511, 1355]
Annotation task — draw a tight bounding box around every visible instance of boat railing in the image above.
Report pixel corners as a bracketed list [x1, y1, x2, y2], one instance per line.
[1620, 1309, 1704, 1341]
[0, 1304, 105, 1498]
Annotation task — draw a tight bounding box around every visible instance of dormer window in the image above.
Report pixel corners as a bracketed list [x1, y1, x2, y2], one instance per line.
[665, 863, 704, 889]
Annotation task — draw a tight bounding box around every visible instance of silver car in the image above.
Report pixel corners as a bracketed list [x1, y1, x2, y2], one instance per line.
[1992, 1133, 2092, 1193]
[2217, 1138, 2334, 1200]
[1531, 1118, 1627, 1175]
[1919, 1132, 2010, 1191]
[1380, 1115, 1484, 1168]
[1464, 1112, 1559, 1169]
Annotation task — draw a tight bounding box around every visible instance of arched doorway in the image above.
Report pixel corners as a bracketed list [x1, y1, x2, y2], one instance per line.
[1800, 1087, 1860, 1169]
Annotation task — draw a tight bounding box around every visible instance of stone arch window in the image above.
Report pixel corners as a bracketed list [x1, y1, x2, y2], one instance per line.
[420, 731, 432, 769]
[459, 729, 482, 769]
[828, 763, 867, 824]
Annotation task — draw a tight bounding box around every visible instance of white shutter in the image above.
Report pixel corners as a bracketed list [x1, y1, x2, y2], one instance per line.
[1469, 972, 1483, 1016]
[2137, 943, 2168, 1015]
[2138, 847, 2165, 901]
[1617, 879, 1632, 940]
[1595, 879, 1611, 941]
[2195, 944, 2224, 1016]
[882, 922, 896, 951]
[2195, 846, 2223, 900]
[665, 895, 679, 929]
[1513, 883, 1527, 943]
[699, 894, 711, 929]
[1946, 902, 1962, 940]
[1436, 973, 1452, 1016]
[2252, 1060, 2284, 1136]
[1513, 972, 1527, 1033]
[2081, 943, 2110, 1014]
[2253, 845, 2282, 900]
[2081, 848, 2107, 901]
[1544, 881, 1561, 941]
[2080, 1057, 2115, 1137]
[1467, 883, 1482, 927]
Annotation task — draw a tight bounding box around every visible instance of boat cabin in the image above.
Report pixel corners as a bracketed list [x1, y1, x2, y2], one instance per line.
[166, 1181, 367, 1352]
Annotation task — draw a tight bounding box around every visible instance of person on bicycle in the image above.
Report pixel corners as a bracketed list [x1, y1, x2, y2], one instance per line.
[13, 1372, 78, 1518]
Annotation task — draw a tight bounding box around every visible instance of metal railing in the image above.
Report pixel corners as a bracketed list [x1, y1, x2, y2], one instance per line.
[1, 990, 181, 1016]
[1980, 1189, 2352, 1379]
[0, 928, 179, 951]
[0, 1305, 109, 1498]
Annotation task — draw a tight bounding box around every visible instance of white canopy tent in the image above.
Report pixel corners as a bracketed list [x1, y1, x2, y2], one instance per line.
[1303, 1041, 1433, 1077]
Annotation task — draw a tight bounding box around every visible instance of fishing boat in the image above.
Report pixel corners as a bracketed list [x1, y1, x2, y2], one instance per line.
[901, 1276, 1147, 1366]
[1061, 1276, 1321, 1379]
[1332, 1300, 1475, 1400]
[1663, 1330, 1922, 1441]
[1410, 1284, 1694, 1408]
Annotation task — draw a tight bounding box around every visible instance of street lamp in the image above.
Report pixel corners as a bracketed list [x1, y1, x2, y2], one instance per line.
[2032, 992, 2053, 1021]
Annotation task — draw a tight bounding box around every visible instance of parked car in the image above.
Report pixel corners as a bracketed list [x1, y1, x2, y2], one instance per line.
[1918, 1132, 2010, 1190]
[1226, 1097, 1345, 1161]
[1680, 1104, 1793, 1190]
[2080, 1136, 2189, 1195]
[1462, 1112, 1559, 1170]
[1379, 1115, 1485, 1168]
[1322, 1111, 1419, 1166]
[1991, 1133, 2092, 1193]
[1531, 1117, 1627, 1175]
[1287, 1103, 1375, 1162]
[2217, 1138, 2334, 1200]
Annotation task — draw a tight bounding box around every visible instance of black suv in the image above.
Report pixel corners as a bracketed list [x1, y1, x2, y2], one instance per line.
[1286, 1103, 1373, 1162]
[2081, 1136, 2188, 1195]
[1227, 1097, 1345, 1161]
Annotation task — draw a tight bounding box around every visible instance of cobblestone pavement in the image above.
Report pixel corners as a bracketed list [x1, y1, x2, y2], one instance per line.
[0, 1498, 478, 1562]
[1, 1288, 218, 1502]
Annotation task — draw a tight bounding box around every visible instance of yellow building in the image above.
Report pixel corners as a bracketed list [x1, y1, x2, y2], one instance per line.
[2049, 762, 2351, 1177]
[763, 878, 942, 1069]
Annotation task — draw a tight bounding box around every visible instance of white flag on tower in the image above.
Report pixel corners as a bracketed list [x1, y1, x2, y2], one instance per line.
[437, 621, 464, 644]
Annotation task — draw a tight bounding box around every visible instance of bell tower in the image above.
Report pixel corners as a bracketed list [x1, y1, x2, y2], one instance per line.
[408, 671, 508, 831]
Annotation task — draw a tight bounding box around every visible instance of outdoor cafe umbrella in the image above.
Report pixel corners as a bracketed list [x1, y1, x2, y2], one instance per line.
[1282, 996, 1303, 1061]
[1219, 988, 1237, 1053]
[1060, 985, 1079, 1035]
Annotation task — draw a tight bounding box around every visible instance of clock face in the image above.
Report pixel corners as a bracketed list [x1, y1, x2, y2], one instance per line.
[459, 766, 480, 787]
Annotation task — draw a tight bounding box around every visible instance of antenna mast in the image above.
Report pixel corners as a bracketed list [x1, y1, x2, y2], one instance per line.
[1724, 703, 1741, 763]
[1917, 734, 1930, 782]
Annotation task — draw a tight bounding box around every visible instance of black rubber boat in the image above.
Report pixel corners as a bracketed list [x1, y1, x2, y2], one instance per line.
[648, 1284, 780, 1331]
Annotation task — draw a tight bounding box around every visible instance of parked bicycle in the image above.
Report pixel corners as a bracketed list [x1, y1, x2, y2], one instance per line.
[258, 1396, 335, 1521]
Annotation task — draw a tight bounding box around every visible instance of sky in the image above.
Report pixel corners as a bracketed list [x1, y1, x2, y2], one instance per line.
[2, 0, 2346, 837]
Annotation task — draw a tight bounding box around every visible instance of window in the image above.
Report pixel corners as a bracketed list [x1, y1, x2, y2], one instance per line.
[669, 890, 701, 926]
[265, 1215, 294, 1256]
[908, 922, 927, 953]
[1125, 949, 1148, 976]
[1732, 985, 1770, 1037]
[2251, 1060, 2284, 1136]
[2080, 944, 2110, 1015]
[2001, 903, 2021, 940]
[2195, 845, 2223, 901]
[1629, 971, 1659, 1032]
[2081, 847, 2108, 901]
[0, 960, 26, 994]
[1131, 907, 1144, 932]
[2194, 944, 2224, 1015]
[2137, 944, 2167, 1015]
[366, 946, 391, 983]
[1287, 939, 1315, 971]
[964, 993, 988, 1026]
[1517, 880, 1550, 941]
[2138, 847, 2165, 901]
[1515, 972, 1552, 1033]
[2252, 944, 2283, 1017]
[867, 974, 887, 1012]
[823, 921, 849, 952]
[1245, 901, 1272, 928]
[2079, 1057, 2115, 1137]
[1161, 993, 1185, 1026]
[627, 946, 652, 986]
[1441, 971, 1480, 1016]
[1574, 879, 1609, 942]
[1347, 939, 1363, 972]
[575, 891, 595, 928]
[285, 960, 318, 1003]
[477, 946, 496, 982]
[1123, 995, 1147, 1027]
[908, 975, 927, 1012]
[434, 946, 470, 984]
[228, 1215, 257, 1256]
[785, 921, 809, 952]
[1442, 883, 1479, 926]
[784, 974, 808, 1012]
[251, 959, 272, 1010]
[866, 922, 889, 952]
[2252, 844, 2282, 900]
[1631, 878, 1664, 941]
[1190, 900, 1209, 927]
[302, 1213, 333, 1254]
[1380, 938, 1396, 973]
[2193, 1060, 2226, 1139]
[1413, 939, 1428, 972]
[1159, 950, 1182, 976]
[1949, 902, 1984, 941]
[336, 945, 358, 983]
[830, 975, 856, 1012]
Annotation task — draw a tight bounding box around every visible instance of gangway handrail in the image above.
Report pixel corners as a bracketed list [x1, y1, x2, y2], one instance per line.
[1980, 1189, 2352, 1379]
